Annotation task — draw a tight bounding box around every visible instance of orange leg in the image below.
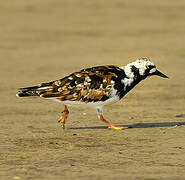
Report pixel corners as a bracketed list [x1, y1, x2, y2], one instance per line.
[58, 105, 69, 129]
[98, 114, 128, 130]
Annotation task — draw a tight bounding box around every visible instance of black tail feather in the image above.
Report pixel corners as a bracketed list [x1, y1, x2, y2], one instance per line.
[16, 86, 41, 97]
[16, 91, 35, 97]
[16, 82, 55, 98]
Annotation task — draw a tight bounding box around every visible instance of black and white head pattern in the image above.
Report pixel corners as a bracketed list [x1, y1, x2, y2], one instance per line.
[124, 57, 157, 79]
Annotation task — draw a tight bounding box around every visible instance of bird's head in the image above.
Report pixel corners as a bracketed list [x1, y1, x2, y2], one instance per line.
[124, 57, 168, 79]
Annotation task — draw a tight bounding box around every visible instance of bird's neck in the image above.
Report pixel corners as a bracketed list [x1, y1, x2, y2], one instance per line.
[118, 64, 146, 99]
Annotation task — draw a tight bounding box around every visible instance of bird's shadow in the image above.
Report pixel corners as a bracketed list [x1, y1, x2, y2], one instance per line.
[70, 121, 185, 130]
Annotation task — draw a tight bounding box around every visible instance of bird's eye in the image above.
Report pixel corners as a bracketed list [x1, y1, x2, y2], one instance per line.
[149, 68, 156, 74]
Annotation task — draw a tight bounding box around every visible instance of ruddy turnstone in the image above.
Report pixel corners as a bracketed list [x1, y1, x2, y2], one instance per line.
[16, 57, 168, 130]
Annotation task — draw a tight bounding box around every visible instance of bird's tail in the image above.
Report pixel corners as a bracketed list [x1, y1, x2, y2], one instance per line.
[16, 82, 54, 97]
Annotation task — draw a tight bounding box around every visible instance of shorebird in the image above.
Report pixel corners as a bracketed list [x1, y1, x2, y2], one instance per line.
[16, 57, 168, 130]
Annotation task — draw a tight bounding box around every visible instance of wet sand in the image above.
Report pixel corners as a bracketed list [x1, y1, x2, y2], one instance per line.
[1, 0, 185, 179]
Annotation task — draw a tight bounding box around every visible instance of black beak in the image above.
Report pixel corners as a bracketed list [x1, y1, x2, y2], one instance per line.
[154, 70, 168, 78]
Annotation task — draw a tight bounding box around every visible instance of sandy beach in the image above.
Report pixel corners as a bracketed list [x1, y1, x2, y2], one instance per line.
[1, 0, 185, 179]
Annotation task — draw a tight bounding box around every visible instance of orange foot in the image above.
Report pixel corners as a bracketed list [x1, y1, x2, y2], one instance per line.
[58, 105, 69, 129]
[98, 115, 129, 130]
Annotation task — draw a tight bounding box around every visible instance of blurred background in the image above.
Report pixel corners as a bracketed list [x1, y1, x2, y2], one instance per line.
[1, 0, 185, 80]
[1, 0, 185, 179]
[1, 0, 185, 121]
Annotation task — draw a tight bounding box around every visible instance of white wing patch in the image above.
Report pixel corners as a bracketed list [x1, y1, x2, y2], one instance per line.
[37, 87, 48, 90]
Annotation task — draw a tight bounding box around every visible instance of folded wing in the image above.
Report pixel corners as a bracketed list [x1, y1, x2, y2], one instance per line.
[17, 65, 124, 103]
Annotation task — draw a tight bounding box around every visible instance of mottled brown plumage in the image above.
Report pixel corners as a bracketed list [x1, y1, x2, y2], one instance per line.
[17, 65, 123, 103]
[17, 58, 168, 130]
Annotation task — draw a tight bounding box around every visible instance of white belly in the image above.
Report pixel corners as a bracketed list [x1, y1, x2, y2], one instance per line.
[52, 95, 120, 107]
